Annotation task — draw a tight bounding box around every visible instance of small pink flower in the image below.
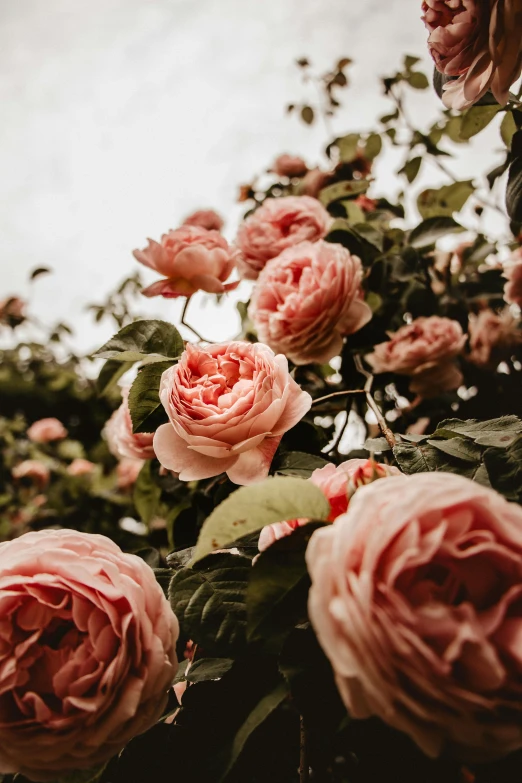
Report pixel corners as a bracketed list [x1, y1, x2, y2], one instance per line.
[27, 418, 68, 444]
[66, 458, 96, 477]
[299, 168, 331, 198]
[133, 225, 238, 298]
[258, 459, 399, 552]
[153, 341, 312, 486]
[272, 154, 308, 178]
[249, 240, 372, 366]
[104, 387, 155, 461]
[12, 460, 50, 488]
[503, 248, 522, 307]
[307, 471, 522, 760]
[354, 194, 378, 212]
[0, 297, 26, 327]
[182, 209, 224, 232]
[422, 0, 522, 109]
[0, 529, 178, 781]
[366, 316, 466, 398]
[236, 196, 332, 279]
[467, 309, 522, 368]
[116, 458, 144, 490]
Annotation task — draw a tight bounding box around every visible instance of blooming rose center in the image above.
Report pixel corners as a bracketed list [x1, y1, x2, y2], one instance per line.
[181, 351, 256, 413]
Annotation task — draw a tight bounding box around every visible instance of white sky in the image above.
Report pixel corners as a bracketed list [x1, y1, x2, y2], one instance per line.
[0, 0, 508, 352]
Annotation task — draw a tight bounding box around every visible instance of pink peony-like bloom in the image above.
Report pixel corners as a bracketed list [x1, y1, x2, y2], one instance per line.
[12, 460, 50, 488]
[307, 472, 522, 760]
[258, 458, 400, 552]
[66, 458, 96, 477]
[503, 248, 522, 307]
[104, 387, 155, 462]
[0, 529, 178, 781]
[422, 0, 522, 109]
[153, 341, 312, 486]
[27, 418, 68, 444]
[116, 458, 144, 490]
[366, 316, 466, 398]
[182, 209, 224, 232]
[133, 225, 238, 298]
[249, 240, 372, 366]
[468, 308, 522, 368]
[236, 196, 332, 280]
[272, 154, 308, 178]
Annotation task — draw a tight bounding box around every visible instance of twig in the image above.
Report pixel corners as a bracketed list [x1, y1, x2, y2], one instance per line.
[180, 298, 207, 343]
[311, 388, 365, 406]
[299, 716, 309, 783]
[354, 355, 397, 449]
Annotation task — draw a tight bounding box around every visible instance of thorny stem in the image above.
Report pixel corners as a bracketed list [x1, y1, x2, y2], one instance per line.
[299, 716, 309, 783]
[354, 355, 397, 449]
[180, 297, 207, 343]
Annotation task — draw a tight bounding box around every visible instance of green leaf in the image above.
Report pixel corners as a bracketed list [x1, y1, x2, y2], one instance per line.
[407, 71, 429, 90]
[300, 105, 314, 125]
[336, 133, 360, 162]
[404, 55, 421, 70]
[192, 477, 330, 562]
[417, 180, 474, 219]
[364, 436, 391, 452]
[401, 156, 422, 184]
[409, 216, 464, 249]
[364, 133, 382, 160]
[426, 437, 482, 463]
[393, 442, 478, 479]
[274, 451, 329, 478]
[501, 111, 517, 149]
[484, 435, 522, 501]
[96, 358, 133, 397]
[94, 319, 183, 361]
[219, 680, 288, 782]
[459, 105, 501, 140]
[128, 360, 172, 434]
[169, 553, 250, 653]
[187, 657, 235, 683]
[30, 266, 51, 281]
[133, 460, 161, 524]
[435, 416, 522, 444]
[319, 179, 369, 206]
[246, 523, 324, 651]
[507, 131, 522, 223]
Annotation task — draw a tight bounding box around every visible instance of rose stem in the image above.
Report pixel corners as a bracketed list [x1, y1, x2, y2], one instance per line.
[354, 355, 396, 450]
[180, 297, 207, 343]
[299, 716, 309, 783]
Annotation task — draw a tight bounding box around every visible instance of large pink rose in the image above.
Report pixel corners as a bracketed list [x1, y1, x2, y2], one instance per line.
[503, 248, 522, 306]
[236, 196, 332, 279]
[153, 341, 312, 485]
[272, 154, 308, 178]
[0, 529, 178, 781]
[104, 387, 155, 461]
[27, 418, 68, 444]
[422, 0, 522, 109]
[249, 240, 372, 366]
[133, 225, 238, 298]
[467, 308, 521, 368]
[307, 472, 522, 760]
[258, 459, 400, 552]
[182, 209, 224, 232]
[366, 316, 466, 397]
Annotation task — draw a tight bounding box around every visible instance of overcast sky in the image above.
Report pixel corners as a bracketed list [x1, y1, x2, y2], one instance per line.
[0, 0, 506, 351]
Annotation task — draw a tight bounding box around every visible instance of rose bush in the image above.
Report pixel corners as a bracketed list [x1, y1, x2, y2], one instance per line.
[0, 529, 178, 781]
[249, 240, 372, 365]
[307, 471, 522, 760]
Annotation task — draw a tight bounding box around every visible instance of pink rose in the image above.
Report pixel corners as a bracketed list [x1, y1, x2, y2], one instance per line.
[182, 209, 224, 232]
[249, 240, 372, 366]
[0, 529, 178, 781]
[366, 316, 466, 397]
[0, 297, 26, 327]
[153, 341, 312, 485]
[503, 249, 522, 307]
[307, 471, 522, 760]
[272, 154, 308, 178]
[12, 460, 50, 488]
[116, 457, 144, 490]
[104, 387, 155, 461]
[133, 225, 238, 298]
[258, 459, 400, 552]
[354, 194, 378, 213]
[468, 308, 521, 368]
[66, 458, 96, 477]
[236, 196, 332, 280]
[27, 418, 68, 444]
[298, 168, 331, 199]
[422, 0, 522, 109]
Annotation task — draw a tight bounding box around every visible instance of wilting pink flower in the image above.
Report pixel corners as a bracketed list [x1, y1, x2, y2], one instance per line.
[503, 249, 522, 307]
[0, 297, 26, 327]
[249, 240, 372, 366]
[259, 459, 400, 552]
[468, 308, 521, 368]
[299, 168, 331, 198]
[272, 154, 308, 178]
[12, 460, 50, 488]
[366, 316, 466, 397]
[104, 387, 155, 461]
[133, 225, 238, 298]
[66, 458, 96, 477]
[116, 458, 144, 490]
[182, 209, 224, 232]
[236, 196, 332, 279]
[153, 341, 312, 486]
[27, 418, 68, 444]
[422, 0, 522, 109]
[0, 529, 178, 781]
[354, 194, 378, 213]
[307, 471, 522, 760]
